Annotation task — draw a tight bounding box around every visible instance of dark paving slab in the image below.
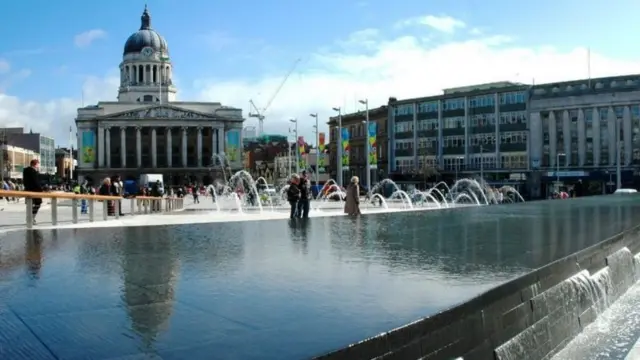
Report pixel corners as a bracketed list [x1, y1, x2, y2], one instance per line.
[1, 195, 640, 359]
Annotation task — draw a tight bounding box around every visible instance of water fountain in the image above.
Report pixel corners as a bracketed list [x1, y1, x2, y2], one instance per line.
[210, 154, 229, 182]
[228, 170, 264, 213]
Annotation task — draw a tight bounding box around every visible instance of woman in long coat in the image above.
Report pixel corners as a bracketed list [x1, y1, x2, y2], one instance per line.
[344, 176, 361, 216]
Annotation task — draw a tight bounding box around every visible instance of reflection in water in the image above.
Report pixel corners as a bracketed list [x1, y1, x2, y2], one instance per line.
[121, 226, 179, 348]
[288, 219, 310, 254]
[0, 196, 639, 359]
[25, 230, 44, 279]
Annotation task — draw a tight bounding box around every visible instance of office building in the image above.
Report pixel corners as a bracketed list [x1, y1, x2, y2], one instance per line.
[1, 144, 41, 180]
[327, 106, 389, 186]
[0, 127, 56, 175]
[388, 82, 528, 187]
[529, 74, 640, 196]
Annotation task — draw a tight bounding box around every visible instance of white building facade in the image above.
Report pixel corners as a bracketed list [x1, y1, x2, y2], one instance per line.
[75, 6, 244, 186]
[528, 75, 640, 195]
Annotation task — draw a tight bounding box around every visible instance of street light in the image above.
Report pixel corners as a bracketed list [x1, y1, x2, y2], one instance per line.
[358, 98, 371, 192]
[310, 113, 319, 187]
[556, 152, 565, 185]
[332, 107, 343, 186]
[289, 118, 299, 173]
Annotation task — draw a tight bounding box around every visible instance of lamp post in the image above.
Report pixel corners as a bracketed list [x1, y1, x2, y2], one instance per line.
[358, 98, 371, 192]
[287, 127, 294, 176]
[332, 107, 343, 186]
[310, 113, 319, 187]
[289, 118, 299, 173]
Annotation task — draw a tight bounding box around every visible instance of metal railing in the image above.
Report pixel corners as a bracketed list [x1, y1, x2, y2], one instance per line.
[0, 190, 184, 229]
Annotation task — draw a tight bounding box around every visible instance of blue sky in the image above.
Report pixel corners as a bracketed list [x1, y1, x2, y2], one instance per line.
[1, 0, 640, 144]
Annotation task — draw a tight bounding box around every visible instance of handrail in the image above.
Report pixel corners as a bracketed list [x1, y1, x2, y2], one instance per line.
[0, 190, 184, 229]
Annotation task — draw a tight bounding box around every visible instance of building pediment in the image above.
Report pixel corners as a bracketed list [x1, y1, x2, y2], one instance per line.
[97, 105, 216, 120]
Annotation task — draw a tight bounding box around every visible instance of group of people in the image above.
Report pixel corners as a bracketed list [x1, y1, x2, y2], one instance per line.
[286, 170, 312, 219]
[285, 172, 363, 219]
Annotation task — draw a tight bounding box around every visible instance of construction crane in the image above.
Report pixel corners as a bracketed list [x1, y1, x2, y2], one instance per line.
[249, 58, 301, 136]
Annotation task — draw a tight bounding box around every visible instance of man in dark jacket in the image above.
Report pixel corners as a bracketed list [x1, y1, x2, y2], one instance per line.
[22, 159, 43, 224]
[287, 175, 301, 219]
[297, 170, 311, 218]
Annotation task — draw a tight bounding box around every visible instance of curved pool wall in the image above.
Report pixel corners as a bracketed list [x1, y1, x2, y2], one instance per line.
[315, 218, 640, 360]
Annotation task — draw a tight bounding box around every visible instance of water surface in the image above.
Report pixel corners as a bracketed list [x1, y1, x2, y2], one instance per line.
[1, 196, 640, 359]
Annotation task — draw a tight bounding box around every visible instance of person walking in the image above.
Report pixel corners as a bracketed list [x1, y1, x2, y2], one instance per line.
[287, 175, 301, 219]
[23, 159, 43, 224]
[344, 176, 361, 216]
[297, 170, 311, 218]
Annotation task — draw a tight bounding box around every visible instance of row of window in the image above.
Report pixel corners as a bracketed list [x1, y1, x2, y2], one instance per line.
[392, 91, 527, 116]
[396, 111, 527, 132]
[396, 154, 528, 171]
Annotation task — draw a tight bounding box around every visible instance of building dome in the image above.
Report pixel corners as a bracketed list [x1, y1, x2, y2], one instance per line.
[123, 6, 168, 56]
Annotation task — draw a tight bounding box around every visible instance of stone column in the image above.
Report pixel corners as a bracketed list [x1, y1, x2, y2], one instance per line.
[120, 127, 127, 168]
[136, 126, 142, 168]
[592, 108, 600, 166]
[105, 127, 111, 168]
[549, 111, 557, 167]
[97, 126, 105, 167]
[182, 126, 188, 167]
[151, 128, 157, 168]
[607, 107, 616, 165]
[623, 106, 632, 166]
[577, 109, 585, 167]
[197, 126, 203, 167]
[217, 127, 225, 156]
[211, 127, 217, 160]
[166, 128, 172, 168]
[562, 110, 571, 167]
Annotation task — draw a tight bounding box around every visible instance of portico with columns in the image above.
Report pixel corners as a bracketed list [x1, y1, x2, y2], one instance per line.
[74, 6, 244, 185]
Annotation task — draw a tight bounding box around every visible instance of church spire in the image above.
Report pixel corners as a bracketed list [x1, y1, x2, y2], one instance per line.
[140, 5, 151, 30]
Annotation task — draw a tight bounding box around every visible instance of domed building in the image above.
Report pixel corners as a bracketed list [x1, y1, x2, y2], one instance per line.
[75, 6, 244, 186]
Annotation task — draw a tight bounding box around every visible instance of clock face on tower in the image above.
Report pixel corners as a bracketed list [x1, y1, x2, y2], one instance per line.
[141, 47, 154, 57]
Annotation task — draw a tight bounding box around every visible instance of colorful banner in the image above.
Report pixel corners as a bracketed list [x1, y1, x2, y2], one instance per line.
[81, 130, 95, 164]
[367, 122, 378, 170]
[225, 130, 241, 163]
[341, 128, 350, 170]
[318, 132, 326, 173]
[297, 136, 307, 170]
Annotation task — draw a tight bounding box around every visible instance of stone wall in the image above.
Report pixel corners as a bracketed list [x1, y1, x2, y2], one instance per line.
[314, 225, 640, 360]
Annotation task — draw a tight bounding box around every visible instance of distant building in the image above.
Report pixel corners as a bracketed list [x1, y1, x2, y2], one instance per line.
[327, 106, 389, 186]
[387, 82, 529, 190]
[74, 6, 244, 186]
[55, 148, 77, 180]
[529, 74, 640, 197]
[1, 144, 41, 180]
[0, 127, 56, 175]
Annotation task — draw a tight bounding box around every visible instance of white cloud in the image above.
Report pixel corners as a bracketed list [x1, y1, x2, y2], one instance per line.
[3, 15, 640, 146]
[74, 29, 108, 48]
[397, 15, 466, 33]
[0, 59, 10, 74]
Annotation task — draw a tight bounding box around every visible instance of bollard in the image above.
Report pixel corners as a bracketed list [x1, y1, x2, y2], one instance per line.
[102, 201, 108, 221]
[72, 198, 79, 224]
[89, 200, 95, 222]
[51, 198, 58, 225]
[25, 198, 34, 229]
